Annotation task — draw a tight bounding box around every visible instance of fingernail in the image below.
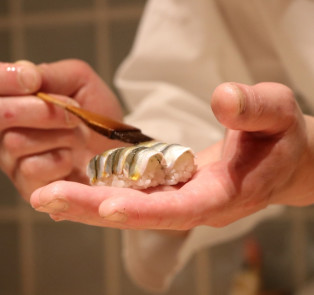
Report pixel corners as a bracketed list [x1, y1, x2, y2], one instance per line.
[63, 99, 81, 127]
[36, 199, 69, 214]
[65, 97, 80, 107]
[16, 63, 40, 92]
[50, 214, 66, 222]
[229, 83, 246, 114]
[102, 211, 128, 223]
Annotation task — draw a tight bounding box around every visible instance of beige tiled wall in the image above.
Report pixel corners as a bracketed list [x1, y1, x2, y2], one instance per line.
[1, 1, 314, 295]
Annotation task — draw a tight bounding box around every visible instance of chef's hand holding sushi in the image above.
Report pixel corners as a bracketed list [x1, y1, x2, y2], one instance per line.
[0, 60, 313, 230]
[33, 82, 313, 229]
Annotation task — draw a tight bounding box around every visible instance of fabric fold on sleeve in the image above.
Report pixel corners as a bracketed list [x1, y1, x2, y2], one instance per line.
[123, 206, 284, 292]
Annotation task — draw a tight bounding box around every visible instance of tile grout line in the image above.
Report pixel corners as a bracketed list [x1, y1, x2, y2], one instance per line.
[290, 208, 307, 290]
[94, 0, 111, 83]
[18, 203, 36, 295]
[95, 2, 122, 294]
[0, 6, 143, 29]
[103, 228, 122, 295]
[194, 249, 212, 295]
[8, 0, 25, 61]
[8, 1, 36, 294]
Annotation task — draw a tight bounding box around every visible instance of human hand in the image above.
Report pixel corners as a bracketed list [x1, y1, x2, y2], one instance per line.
[29, 82, 314, 230]
[0, 60, 124, 200]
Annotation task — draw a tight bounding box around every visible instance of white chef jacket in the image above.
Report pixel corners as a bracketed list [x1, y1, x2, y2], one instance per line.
[114, 0, 314, 292]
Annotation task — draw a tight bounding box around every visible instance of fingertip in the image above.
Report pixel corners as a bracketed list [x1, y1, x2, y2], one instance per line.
[49, 214, 66, 222]
[98, 190, 147, 224]
[211, 82, 246, 126]
[30, 186, 43, 209]
[30, 182, 70, 214]
[99, 198, 128, 222]
[15, 60, 41, 93]
[30, 181, 64, 209]
[211, 82, 300, 133]
[101, 210, 128, 223]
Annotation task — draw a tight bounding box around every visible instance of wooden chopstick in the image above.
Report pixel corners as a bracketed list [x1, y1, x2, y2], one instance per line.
[36, 92, 153, 144]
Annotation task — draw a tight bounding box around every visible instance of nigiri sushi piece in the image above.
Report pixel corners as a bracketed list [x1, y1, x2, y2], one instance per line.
[86, 141, 196, 189]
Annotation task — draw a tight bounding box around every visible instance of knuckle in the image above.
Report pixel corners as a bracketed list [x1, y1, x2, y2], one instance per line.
[276, 84, 299, 121]
[45, 181, 68, 199]
[253, 82, 300, 126]
[19, 158, 41, 179]
[69, 59, 93, 76]
[19, 149, 73, 180]
[2, 130, 25, 155]
[277, 84, 297, 107]
[49, 149, 73, 168]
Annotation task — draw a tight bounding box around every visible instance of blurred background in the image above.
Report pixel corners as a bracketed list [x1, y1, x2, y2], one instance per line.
[1, 0, 314, 294]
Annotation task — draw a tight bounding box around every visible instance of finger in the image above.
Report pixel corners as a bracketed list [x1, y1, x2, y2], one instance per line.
[38, 59, 102, 96]
[1, 128, 80, 173]
[0, 95, 80, 131]
[30, 181, 107, 209]
[30, 179, 201, 230]
[29, 181, 170, 229]
[98, 193, 192, 229]
[211, 82, 301, 134]
[30, 181, 130, 227]
[15, 149, 74, 200]
[38, 59, 123, 119]
[0, 61, 41, 95]
[48, 212, 127, 228]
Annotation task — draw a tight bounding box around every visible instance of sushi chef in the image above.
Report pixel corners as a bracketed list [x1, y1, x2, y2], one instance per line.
[1, 0, 314, 292]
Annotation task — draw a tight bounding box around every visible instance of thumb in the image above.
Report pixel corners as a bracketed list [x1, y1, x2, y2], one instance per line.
[210, 82, 301, 134]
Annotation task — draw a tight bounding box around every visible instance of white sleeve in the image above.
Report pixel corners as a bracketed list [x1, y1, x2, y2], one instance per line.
[115, 0, 254, 151]
[114, 0, 277, 292]
[122, 206, 283, 292]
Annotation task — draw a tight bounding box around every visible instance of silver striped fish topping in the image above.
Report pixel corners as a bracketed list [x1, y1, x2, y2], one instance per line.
[86, 141, 196, 189]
